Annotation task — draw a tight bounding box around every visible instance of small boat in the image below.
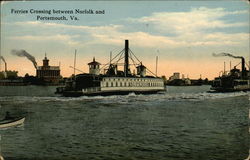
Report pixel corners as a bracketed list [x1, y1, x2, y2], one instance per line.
[0, 117, 25, 129]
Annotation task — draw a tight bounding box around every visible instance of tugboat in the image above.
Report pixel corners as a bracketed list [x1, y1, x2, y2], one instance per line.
[56, 40, 166, 97]
[211, 54, 250, 92]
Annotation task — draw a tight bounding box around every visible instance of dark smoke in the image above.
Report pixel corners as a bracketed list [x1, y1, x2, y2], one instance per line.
[0, 56, 6, 63]
[212, 52, 243, 59]
[11, 49, 37, 69]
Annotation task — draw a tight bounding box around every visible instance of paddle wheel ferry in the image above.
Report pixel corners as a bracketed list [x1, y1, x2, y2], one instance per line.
[56, 40, 166, 97]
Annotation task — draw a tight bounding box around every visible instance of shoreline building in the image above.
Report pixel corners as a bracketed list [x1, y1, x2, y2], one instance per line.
[36, 54, 61, 84]
[168, 72, 191, 86]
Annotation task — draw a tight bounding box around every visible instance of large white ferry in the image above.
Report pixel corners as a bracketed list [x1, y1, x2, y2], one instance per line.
[56, 40, 166, 97]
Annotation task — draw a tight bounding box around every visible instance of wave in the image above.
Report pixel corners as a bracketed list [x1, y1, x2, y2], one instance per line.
[0, 91, 249, 104]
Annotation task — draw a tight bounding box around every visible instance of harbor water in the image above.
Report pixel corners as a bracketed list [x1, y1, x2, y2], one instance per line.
[0, 85, 249, 160]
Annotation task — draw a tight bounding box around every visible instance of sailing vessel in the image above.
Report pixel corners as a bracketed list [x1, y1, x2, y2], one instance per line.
[56, 40, 166, 97]
[211, 55, 250, 92]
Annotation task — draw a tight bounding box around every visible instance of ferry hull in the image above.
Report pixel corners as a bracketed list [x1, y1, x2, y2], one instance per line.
[63, 89, 165, 97]
[210, 87, 250, 92]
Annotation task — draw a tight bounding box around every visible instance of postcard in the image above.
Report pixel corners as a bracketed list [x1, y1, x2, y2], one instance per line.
[0, 1, 249, 160]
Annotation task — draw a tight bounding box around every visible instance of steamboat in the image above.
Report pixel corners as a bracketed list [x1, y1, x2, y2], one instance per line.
[56, 40, 166, 97]
[211, 54, 250, 92]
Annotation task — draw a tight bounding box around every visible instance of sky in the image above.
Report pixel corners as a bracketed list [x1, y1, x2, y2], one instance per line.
[0, 1, 249, 80]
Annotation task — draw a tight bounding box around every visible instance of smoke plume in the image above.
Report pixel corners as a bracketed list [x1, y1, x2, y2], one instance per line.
[212, 52, 243, 59]
[11, 49, 37, 69]
[0, 56, 6, 63]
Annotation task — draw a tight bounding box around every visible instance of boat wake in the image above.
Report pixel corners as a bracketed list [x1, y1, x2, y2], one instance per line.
[0, 91, 249, 104]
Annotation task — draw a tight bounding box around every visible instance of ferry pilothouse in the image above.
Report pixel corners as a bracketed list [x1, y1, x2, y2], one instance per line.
[56, 40, 166, 97]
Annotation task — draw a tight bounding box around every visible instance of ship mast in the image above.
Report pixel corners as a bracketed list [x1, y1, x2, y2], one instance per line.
[156, 56, 158, 77]
[74, 49, 77, 76]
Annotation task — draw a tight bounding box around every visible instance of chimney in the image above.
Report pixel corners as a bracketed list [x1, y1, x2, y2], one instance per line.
[124, 40, 129, 77]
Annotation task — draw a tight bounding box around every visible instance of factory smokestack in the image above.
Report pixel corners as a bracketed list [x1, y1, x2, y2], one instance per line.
[11, 49, 37, 69]
[5, 62, 7, 72]
[0, 56, 7, 71]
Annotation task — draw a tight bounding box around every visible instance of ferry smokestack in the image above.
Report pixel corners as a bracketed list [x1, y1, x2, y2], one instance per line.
[124, 40, 129, 77]
[241, 57, 246, 78]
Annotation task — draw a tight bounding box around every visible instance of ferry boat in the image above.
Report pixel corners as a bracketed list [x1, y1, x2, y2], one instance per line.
[211, 56, 250, 92]
[56, 40, 166, 97]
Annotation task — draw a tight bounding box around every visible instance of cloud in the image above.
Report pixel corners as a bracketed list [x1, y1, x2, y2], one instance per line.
[128, 7, 248, 34]
[8, 7, 249, 50]
[14, 21, 122, 33]
[9, 34, 80, 46]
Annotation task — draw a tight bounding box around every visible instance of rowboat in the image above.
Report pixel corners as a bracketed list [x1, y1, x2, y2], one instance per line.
[0, 117, 25, 129]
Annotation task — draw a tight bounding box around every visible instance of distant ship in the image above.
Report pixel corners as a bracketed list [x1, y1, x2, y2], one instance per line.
[211, 56, 250, 92]
[56, 40, 166, 97]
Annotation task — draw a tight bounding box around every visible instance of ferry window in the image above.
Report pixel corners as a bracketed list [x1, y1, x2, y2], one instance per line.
[239, 81, 247, 85]
[116, 82, 118, 87]
[111, 82, 113, 87]
[120, 82, 122, 87]
[106, 82, 108, 87]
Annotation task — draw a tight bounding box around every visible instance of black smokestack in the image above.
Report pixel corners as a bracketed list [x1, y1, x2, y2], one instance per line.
[0, 56, 7, 71]
[124, 40, 129, 77]
[241, 57, 246, 78]
[11, 49, 37, 69]
[212, 52, 243, 59]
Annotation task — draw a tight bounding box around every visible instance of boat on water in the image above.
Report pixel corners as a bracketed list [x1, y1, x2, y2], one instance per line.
[0, 117, 25, 129]
[56, 40, 166, 97]
[211, 55, 250, 92]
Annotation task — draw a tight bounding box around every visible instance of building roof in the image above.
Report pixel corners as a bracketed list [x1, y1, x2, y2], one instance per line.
[88, 57, 101, 65]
